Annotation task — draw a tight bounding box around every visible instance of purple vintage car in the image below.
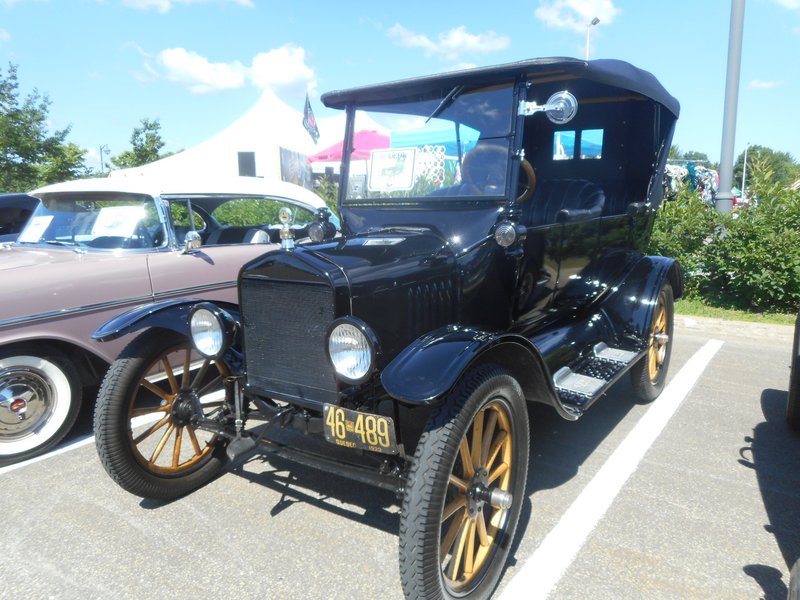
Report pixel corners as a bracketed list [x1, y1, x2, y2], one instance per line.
[0, 174, 332, 466]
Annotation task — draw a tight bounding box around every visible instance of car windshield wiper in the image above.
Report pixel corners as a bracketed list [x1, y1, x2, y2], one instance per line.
[426, 85, 465, 123]
[42, 240, 79, 247]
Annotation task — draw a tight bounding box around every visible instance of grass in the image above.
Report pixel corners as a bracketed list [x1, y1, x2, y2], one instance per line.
[675, 298, 797, 326]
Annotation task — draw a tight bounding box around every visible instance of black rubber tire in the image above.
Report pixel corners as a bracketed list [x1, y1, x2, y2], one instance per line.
[0, 347, 81, 466]
[787, 312, 800, 431]
[630, 282, 674, 402]
[94, 329, 229, 500]
[399, 364, 529, 600]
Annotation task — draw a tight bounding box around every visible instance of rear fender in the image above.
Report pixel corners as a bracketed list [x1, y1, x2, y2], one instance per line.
[381, 325, 573, 418]
[91, 298, 240, 342]
[601, 256, 682, 343]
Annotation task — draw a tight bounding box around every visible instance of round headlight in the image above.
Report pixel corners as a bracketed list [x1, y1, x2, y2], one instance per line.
[190, 306, 226, 358]
[328, 321, 374, 383]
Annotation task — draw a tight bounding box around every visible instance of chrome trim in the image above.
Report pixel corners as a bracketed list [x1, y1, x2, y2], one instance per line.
[0, 281, 235, 330]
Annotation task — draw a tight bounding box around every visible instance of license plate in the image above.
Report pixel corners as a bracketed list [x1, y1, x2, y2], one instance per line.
[322, 404, 398, 455]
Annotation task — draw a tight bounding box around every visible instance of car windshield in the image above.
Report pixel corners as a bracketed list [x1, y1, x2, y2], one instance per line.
[342, 84, 515, 204]
[17, 192, 161, 249]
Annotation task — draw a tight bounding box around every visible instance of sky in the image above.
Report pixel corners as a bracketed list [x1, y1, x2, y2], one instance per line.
[1, 0, 799, 173]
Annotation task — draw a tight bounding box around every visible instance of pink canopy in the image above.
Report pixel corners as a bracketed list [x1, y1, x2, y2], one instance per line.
[307, 130, 390, 162]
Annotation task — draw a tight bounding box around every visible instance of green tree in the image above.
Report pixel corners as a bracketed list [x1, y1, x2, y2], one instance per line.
[0, 63, 88, 190]
[734, 145, 799, 191]
[111, 118, 166, 169]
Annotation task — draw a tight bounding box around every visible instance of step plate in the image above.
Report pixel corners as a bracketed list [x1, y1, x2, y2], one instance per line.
[554, 371, 605, 397]
[595, 346, 638, 364]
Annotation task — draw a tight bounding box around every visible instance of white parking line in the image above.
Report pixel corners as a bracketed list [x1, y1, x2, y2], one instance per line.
[499, 338, 724, 600]
[0, 434, 95, 475]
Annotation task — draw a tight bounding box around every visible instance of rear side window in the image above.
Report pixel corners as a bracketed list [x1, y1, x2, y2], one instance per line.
[553, 129, 604, 160]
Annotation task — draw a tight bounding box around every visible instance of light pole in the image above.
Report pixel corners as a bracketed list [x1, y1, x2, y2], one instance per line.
[585, 17, 600, 61]
[99, 144, 109, 175]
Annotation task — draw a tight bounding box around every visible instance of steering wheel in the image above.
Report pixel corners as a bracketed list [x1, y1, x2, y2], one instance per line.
[462, 145, 536, 203]
[516, 159, 536, 203]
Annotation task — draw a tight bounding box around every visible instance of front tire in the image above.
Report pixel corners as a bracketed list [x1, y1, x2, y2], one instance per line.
[399, 365, 529, 600]
[94, 329, 231, 499]
[0, 348, 81, 466]
[630, 282, 674, 402]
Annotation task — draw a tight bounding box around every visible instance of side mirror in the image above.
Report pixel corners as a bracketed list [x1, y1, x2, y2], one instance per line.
[183, 230, 202, 252]
[518, 90, 579, 125]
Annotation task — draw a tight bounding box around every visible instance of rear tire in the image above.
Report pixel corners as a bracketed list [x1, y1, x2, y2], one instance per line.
[630, 282, 674, 402]
[94, 329, 230, 499]
[399, 365, 529, 600]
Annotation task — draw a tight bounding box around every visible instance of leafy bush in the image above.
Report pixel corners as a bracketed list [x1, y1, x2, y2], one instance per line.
[650, 158, 800, 313]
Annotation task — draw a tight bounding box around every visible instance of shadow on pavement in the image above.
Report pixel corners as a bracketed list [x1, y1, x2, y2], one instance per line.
[740, 388, 800, 599]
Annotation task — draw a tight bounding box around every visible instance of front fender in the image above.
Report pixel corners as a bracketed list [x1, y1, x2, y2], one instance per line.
[381, 325, 562, 412]
[92, 298, 240, 342]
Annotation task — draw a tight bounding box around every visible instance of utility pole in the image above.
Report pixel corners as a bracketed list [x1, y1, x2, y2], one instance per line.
[99, 144, 109, 175]
[715, 0, 745, 212]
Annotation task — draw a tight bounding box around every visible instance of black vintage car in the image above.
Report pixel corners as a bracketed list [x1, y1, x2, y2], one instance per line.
[93, 57, 681, 600]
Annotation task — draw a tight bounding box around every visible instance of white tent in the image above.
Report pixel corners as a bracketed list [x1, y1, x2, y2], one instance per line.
[109, 91, 346, 183]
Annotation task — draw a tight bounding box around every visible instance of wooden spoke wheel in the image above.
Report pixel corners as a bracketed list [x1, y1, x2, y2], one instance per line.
[400, 366, 529, 600]
[95, 329, 231, 500]
[631, 282, 674, 402]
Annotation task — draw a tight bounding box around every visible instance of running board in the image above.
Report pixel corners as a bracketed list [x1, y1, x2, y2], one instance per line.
[554, 343, 643, 413]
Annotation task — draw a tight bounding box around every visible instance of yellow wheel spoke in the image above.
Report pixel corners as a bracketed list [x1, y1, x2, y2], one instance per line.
[440, 510, 468, 563]
[197, 374, 224, 399]
[190, 359, 211, 390]
[476, 511, 490, 547]
[480, 410, 498, 467]
[471, 409, 485, 470]
[449, 474, 469, 493]
[132, 414, 170, 445]
[130, 404, 169, 418]
[161, 356, 179, 395]
[442, 495, 467, 523]
[448, 515, 470, 581]
[149, 423, 175, 465]
[187, 426, 202, 455]
[458, 438, 474, 478]
[488, 461, 509, 485]
[463, 519, 477, 578]
[140, 379, 172, 403]
[486, 430, 508, 471]
[180, 349, 191, 389]
[172, 426, 184, 468]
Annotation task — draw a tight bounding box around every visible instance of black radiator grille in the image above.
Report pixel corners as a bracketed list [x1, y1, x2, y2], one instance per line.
[240, 277, 337, 405]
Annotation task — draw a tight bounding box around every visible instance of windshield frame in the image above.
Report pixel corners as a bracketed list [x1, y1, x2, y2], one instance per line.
[339, 82, 519, 207]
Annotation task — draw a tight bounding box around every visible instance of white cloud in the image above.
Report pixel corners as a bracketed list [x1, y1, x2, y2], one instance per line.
[535, 0, 621, 33]
[387, 24, 510, 61]
[150, 44, 316, 97]
[748, 79, 783, 90]
[157, 48, 247, 93]
[122, 0, 253, 14]
[250, 45, 316, 96]
[0, 29, 10, 44]
[772, 0, 800, 9]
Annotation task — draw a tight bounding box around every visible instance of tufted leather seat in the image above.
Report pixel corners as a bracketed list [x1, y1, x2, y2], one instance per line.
[521, 179, 605, 227]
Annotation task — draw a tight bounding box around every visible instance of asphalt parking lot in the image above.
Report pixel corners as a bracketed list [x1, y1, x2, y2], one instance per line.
[2, 315, 799, 600]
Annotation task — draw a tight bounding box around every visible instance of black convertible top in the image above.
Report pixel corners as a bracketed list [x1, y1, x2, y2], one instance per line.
[322, 57, 679, 118]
